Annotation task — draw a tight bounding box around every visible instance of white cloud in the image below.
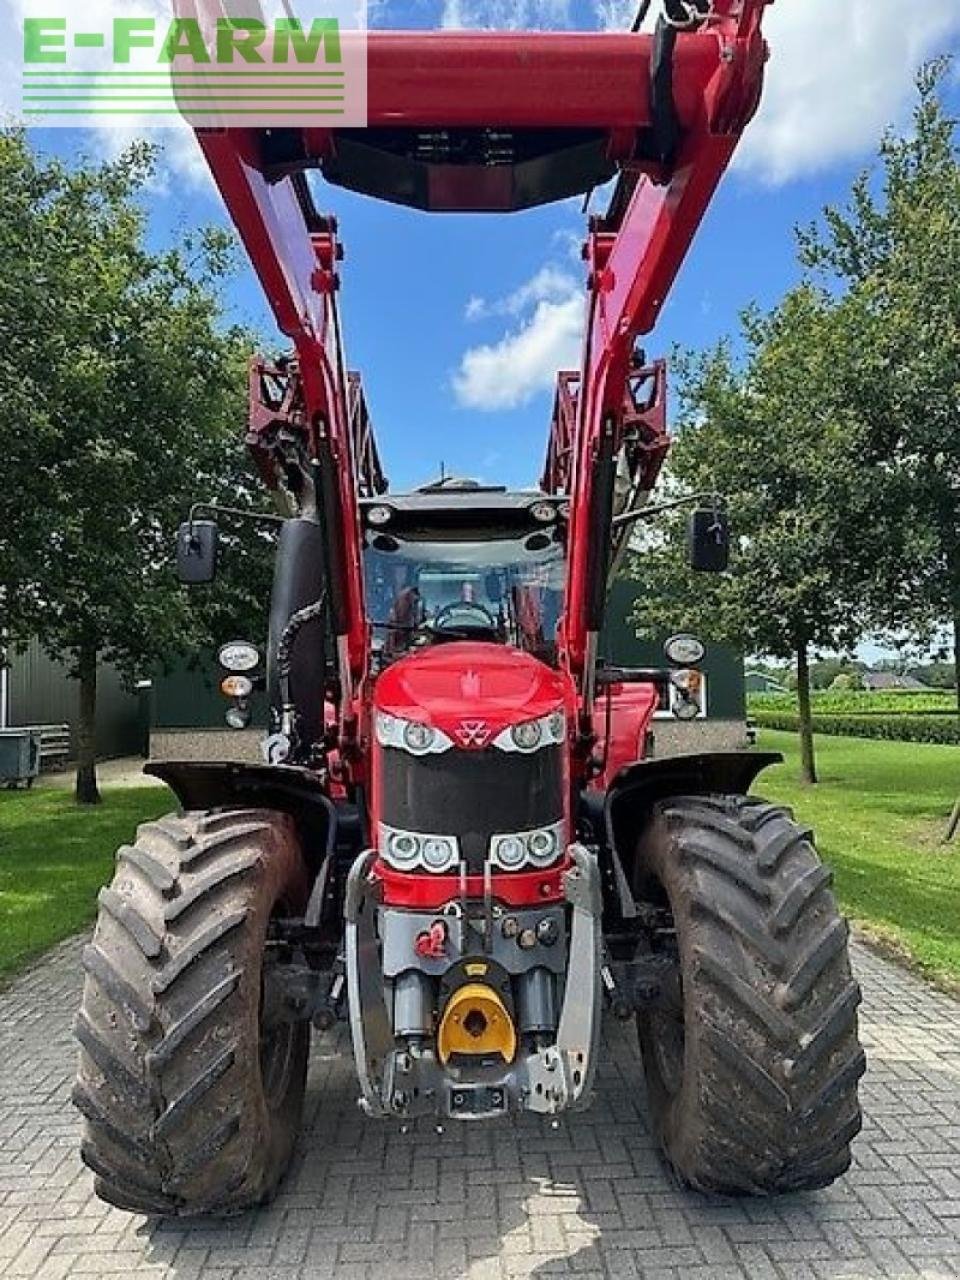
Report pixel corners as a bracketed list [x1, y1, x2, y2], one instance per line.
[441, 0, 570, 30]
[86, 120, 215, 194]
[738, 0, 960, 185]
[453, 267, 584, 410]
[551, 227, 584, 263]
[3, 0, 315, 191]
[465, 265, 579, 321]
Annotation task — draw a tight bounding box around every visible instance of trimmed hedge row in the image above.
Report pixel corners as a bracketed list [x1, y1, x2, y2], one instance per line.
[749, 691, 956, 716]
[752, 710, 960, 745]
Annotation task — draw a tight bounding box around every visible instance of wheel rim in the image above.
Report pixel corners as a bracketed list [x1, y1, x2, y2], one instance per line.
[644, 889, 686, 1098]
[259, 902, 299, 1112]
[650, 1006, 685, 1096]
[259, 1016, 297, 1111]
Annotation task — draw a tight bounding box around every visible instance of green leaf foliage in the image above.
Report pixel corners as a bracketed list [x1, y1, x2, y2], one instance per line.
[750, 689, 956, 716]
[628, 282, 928, 663]
[798, 60, 960, 649]
[0, 131, 273, 685]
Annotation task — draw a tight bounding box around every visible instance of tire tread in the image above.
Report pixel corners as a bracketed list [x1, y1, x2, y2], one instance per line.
[637, 795, 864, 1195]
[75, 808, 308, 1217]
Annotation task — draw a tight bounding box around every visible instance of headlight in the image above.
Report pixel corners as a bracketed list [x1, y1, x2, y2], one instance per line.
[379, 825, 461, 874]
[367, 504, 393, 528]
[512, 720, 542, 751]
[218, 641, 260, 674]
[527, 828, 558, 865]
[493, 709, 567, 754]
[387, 830, 419, 866]
[671, 669, 704, 720]
[530, 501, 558, 525]
[404, 720, 437, 753]
[493, 835, 526, 869]
[225, 705, 251, 731]
[375, 712, 454, 756]
[489, 822, 565, 872]
[421, 837, 458, 872]
[221, 675, 254, 699]
[664, 633, 706, 667]
[673, 694, 702, 722]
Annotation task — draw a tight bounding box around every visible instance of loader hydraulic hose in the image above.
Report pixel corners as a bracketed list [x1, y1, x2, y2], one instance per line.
[276, 594, 328, 723]
[312, 451, 349, 640]
[586, 417, 619, 635]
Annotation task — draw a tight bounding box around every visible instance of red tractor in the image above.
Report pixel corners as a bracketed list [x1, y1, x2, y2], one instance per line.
[75, 0, 865, 1217]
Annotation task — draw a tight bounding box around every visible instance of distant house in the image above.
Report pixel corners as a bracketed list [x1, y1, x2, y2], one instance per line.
[746, 671, 788, 694]
[862, 672, 927, 693]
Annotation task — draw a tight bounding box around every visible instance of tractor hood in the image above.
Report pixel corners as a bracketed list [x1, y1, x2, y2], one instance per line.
[374, 642, 572, 746]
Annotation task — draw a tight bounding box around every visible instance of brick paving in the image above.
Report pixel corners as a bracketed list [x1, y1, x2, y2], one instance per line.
[1, 937, 958, 1279]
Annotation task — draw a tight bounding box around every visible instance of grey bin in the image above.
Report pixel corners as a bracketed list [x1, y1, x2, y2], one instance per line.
[0, 729, 42, 789]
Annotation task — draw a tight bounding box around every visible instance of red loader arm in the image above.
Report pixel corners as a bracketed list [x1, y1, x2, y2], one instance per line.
[558, 0, 772, 697]
[185, 0, 772, 719]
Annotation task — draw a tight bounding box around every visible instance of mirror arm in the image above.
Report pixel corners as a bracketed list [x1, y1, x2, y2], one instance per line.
[187, 503, 285, 534]
[611, 491, 724, 531]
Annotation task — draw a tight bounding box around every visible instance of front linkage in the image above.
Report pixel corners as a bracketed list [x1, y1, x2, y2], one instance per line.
[345, 845, 603, 1120]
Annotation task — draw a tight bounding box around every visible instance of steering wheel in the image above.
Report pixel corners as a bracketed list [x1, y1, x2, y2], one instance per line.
[433, 601, 498, 633]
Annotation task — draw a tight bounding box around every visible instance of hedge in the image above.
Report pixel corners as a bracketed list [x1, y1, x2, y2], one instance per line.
[751, 710, 960, 745]
[749, 691, 956, 716]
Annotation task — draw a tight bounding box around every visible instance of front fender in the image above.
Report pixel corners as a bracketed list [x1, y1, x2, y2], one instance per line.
[145, 760, 336, 858]
[604, 751, 782, 883]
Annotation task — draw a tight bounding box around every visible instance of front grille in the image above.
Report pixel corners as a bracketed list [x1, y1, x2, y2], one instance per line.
[379, 744, 564, 872]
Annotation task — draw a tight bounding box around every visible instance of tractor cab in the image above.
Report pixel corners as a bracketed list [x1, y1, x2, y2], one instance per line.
[360, 483, 567, 666]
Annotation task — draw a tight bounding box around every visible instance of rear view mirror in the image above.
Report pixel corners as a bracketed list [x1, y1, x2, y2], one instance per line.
[177, 520, 219, 585]
[688, 509, 730, 574]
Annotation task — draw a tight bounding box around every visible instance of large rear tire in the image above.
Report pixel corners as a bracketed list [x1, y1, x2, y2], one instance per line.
[635, 795, 865, 1195]
[74, 809, 310, 1217]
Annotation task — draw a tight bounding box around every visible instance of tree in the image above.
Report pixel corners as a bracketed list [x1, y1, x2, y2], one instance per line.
[808, 658, 866, 692]
[628, 285, 921, 783]
[0, 132, 269, 803]
[911, 661, 957, 690]
[829, 671, 865, 693]
[798, 61, 960, 714]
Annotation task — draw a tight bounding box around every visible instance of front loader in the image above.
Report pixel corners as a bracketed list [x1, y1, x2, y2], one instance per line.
[75, 0, 865, 1217]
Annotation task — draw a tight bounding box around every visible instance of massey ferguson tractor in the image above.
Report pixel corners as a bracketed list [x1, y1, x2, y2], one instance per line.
[74, 0, 865, 1218]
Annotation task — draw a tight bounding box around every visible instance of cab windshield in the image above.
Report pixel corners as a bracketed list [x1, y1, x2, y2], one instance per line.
[363, 528, 566, 665]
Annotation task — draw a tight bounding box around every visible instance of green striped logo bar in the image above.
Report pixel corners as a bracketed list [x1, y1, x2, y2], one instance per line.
[18, 3, 368, 128]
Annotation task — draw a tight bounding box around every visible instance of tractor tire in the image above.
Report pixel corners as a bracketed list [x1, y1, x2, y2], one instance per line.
[74, 809, 311, 1217]
[634, 795, 865, 1196]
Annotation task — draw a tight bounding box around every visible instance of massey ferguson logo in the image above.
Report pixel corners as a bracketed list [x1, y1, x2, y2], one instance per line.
[456, 720, 491, 748]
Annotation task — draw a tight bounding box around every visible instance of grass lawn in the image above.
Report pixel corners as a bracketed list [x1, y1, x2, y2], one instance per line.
[1, 736, 958, 993]
[757, 729, 960, 989]
[0, 785, 172, 980]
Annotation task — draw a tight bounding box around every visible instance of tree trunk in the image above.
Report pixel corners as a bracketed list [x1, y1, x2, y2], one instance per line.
[75, 643, 101, 806]
[796, 640, 818, 785]
[954, 609, 960, 723]
[944, 797, 960, 845]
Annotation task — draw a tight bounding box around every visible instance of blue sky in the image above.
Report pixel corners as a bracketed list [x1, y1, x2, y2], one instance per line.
[17, 0, 960, 497]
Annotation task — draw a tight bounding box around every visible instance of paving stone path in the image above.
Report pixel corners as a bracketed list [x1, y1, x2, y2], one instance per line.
[1, 938, 958, 1279]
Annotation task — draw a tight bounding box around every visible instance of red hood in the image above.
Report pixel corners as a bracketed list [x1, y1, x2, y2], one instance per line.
[374, 642, 572, 744]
